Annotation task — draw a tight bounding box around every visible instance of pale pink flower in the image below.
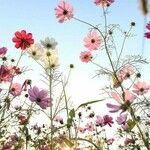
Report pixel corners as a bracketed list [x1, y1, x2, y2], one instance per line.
[116, 113, 127, 125]
[106, 138, 114, 145]
[133, 81, 150, 95]
[107, 90, 136, 113]
[95, 115, 104, 126]
[80, 51, 92, 63]
[10, 83, 22, 96]
[85, 122, 94, 131]
[117, 65, 135, 81]
[55, 0, 73, 23]
[54, 115, 64, 124]
[78, 127, 86, 133]
[94, 0, 114, 7]
[84, 31, 101, 50]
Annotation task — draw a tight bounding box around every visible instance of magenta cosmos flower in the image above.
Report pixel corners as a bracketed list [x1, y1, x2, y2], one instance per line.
[103, 115, 114, 127]
[80, 51, 93, 63]
[84, 31, 101, 50]
[145, 22, 150, 39]
[28, 86, 52, 109]
[55, 0, 73, 23]
[133, 81, 150, 95]
[0, 47, 7, 56]
[94, 0, 114, 7]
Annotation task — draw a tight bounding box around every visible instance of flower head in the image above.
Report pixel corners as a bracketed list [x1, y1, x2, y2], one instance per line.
[10, 83, 22, 96]
[28, 86, 52, 109]
[0, 65, 12, 82]
[94, 0, 114, 7]
[80, 51, 92, 63]
[116, 113, 127, 125]
[95, 115, 104, 126]
[117, 65, 135, 81]
[145, 22, 150, 39]
[0, 47, 7, 56]
[55, 0, 74, 23]
[85, 122, 94, 131]
[84, 31, 101, 50]
[40, 145, 50, 150]
[41, 49, 59, 69]
[27, 43, 43, 60]
[133, 81, 150, 95]
[41, 37, 58, 50]
[103, 115, 114, 127]
[12, 30, 34, 50]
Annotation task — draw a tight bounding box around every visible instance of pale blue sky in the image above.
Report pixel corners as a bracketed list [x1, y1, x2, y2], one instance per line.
[0, 0, 150, 105]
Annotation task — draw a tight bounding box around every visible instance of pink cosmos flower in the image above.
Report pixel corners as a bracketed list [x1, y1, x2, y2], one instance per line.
[133, 81, 150, 95]
[0, 47, 7, 56]
[54, 116, 64, 124]
[40, 145, 50, 150]
[94, 0, 114, 7]
[80, 51, 93, 63]
[85, 122, 94, 131]
[145, 22, 150, 39]
[106, 138, 115, 145]
[28, 86, 52, 109]
[0, 65, 12, 82]
[78, 127, 86, 133]
[117, 65, 135, 81]
[116, 113, 127, 125]
[124, 138, 135, 145]
[95, 115, 104, 126]
[55, 0, 73, 23]
[107, 90, 136, 113]
[84, 31, 101, 50]
[103, 115, 114, 127]
[10, 83, 22, 96]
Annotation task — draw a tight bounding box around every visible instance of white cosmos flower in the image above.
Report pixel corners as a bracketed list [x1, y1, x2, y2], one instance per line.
[40, 48, 59, 69]
[40, 37, 58, 50]
[27, 43, 43, 60]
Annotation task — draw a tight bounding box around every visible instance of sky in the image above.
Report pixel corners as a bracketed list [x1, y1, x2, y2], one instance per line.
[0, 0, 150, 109]
[0, 1, 150, 148]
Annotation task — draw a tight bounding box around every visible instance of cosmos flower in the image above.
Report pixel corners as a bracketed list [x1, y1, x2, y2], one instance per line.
[103, 115, 114, 127]
[117, 65, 135, 81]
[95, 115, 104, 126]
[27, 43, 43, 60]
[55, 0, 74, 23]
[12, 30, 34, 50]
[80, 51, 93, 63]
[94, 0, 114, 7]
[133, 81, 150, 95]
[41, 37, 58, 50]
[85, 122, 95, 131]
[78, 127, 86, 134]
[10, 83, 22, 96]
[40, 145, 50, 150]
[40, 49, 59, 69]
[116, 113, 127, 125]
[145, 22, 150, 39]
[107, 90, 136, 113]
[0, 47, 7, 56]
[84, 31, 101, 50]
[0, 65, 12, 82]
[28, 86, 52, 109]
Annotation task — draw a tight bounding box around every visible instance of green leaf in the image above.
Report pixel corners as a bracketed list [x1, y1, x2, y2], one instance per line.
[69, 108, 75, 118]
[64, 138, 74, 148]
[77, 99, 104, 110]
[127, 119, 136, 130]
